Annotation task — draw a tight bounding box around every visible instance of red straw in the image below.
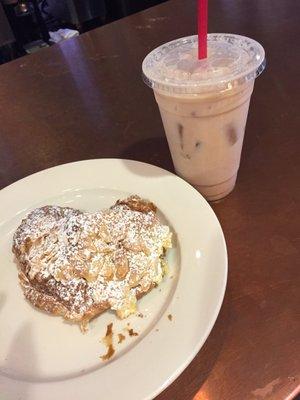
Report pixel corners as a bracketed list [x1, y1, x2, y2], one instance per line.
[198, 0, 208, 59]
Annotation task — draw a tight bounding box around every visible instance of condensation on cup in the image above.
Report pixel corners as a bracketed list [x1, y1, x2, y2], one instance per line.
[142, 34, 266, 201]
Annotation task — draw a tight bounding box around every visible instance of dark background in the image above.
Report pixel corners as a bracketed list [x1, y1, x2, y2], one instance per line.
[0, 0, 168, 64]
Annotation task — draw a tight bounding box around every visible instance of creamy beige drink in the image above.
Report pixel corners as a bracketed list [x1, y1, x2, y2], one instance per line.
[154, 81, 254, 200]
[143, 34, 265, 200]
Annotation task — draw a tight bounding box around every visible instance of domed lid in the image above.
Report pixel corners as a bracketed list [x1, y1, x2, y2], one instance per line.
[142, 33, 266, 94]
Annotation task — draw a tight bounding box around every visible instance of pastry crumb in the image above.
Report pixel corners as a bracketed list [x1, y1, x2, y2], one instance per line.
[118, 333, 126, 344]
[128, 328, 138, 337]
[100, 323, 115, 361]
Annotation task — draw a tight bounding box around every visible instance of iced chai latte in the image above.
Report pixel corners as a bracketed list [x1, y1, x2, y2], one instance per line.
[143, 34, 265, 200]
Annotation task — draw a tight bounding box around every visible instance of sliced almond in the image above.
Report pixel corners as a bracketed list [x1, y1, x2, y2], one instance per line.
[115, 256, 129, 280]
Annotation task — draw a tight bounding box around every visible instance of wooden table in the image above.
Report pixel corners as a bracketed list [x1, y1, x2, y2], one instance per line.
[0, 0, 299, 399]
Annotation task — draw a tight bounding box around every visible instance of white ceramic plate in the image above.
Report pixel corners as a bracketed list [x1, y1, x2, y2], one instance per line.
[0, 159, 227, 400]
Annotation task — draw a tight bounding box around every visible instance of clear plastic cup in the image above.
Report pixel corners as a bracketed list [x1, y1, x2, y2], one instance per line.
[142, 34, 266, 201]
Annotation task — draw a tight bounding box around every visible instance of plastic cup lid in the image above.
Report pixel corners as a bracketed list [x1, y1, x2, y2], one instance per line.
[142, 33, 266, 94]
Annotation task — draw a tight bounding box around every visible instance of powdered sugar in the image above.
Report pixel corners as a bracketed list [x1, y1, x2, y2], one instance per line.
[13, 196, 172, 322]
